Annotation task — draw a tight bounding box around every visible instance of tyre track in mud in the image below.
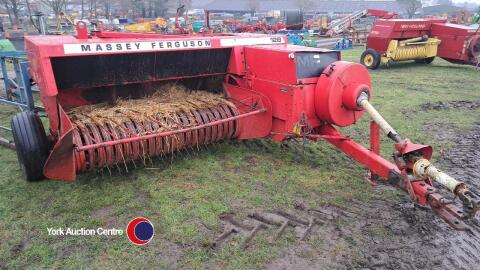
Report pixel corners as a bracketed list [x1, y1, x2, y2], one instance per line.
[434, 122, 480, 270]
[348, 122, 480, 270]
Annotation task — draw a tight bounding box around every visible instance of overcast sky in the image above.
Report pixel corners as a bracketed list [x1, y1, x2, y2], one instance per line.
[452, 0, 480, 3]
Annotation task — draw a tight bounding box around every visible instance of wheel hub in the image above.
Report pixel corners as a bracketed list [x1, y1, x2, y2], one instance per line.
[364, 54, 374, 66]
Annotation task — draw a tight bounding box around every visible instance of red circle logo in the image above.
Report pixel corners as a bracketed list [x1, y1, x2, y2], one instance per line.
[126, 217, 154, 245]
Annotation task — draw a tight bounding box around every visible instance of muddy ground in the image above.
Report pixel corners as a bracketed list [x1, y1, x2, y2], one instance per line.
[266, 122, 480, 270]
[209, 118, 480, 269]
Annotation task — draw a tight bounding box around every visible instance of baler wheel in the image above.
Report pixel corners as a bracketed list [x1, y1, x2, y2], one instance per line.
[11, 111, 49, 181]
[415, 57, 435, 64]
[361, 49, 381, 69]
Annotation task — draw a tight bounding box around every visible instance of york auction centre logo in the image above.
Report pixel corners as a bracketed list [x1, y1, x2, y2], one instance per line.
[47, 217, 154, 245]
[126, 217, 155, 245]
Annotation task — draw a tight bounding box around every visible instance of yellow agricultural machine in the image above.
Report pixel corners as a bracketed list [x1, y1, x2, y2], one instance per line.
[361, 19, 480, 68]
[125, 17, 168, 33]
[368, 35, 440, 65]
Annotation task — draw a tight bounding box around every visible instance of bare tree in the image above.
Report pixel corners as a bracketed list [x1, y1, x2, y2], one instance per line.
[102, 0, 110, 19]
[25, 0, 35, 26]
[154, 0, 170, 17]
[247, 0, 259, 16]
[40, 0, 69, 19]
[397, 0, 422, 18]
[295, 0, 315, 12]
[88, 0, 97, 18]
[81, 0, 84, 18]
[1, 0, 21, 27]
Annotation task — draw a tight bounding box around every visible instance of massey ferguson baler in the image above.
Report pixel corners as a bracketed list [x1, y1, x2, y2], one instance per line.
[14, 23, 479, 229]
[361, 19, 480, 69]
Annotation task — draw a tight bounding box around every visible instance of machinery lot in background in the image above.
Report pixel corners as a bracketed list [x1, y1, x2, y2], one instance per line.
[0, 48, 479, 269]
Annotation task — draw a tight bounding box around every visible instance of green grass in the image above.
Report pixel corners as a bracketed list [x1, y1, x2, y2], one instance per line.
[0, 47, 479, 269]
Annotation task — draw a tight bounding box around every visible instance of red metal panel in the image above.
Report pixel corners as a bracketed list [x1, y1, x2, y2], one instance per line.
[366, 9, 399, 19]
[43, 106, 75, 181]
[367, 19, 445, 54]
[431, 23, 478, 36]
[223, 84, 273, 139]
[244, 45, 298, 85]
[227, 46, 246, 75]
[248, 77, 295, 125]
[431, 23, 480, 64]
[390, 19, 435, 32]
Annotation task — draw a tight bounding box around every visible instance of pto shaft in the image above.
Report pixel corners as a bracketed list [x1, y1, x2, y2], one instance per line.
[356, 93, 479, 217]
[413, 159, 464, 193]
[357, 93, 463, 191]
[357, 93, 401, 143]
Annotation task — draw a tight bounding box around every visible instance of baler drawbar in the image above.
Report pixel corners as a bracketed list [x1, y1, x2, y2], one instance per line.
[12, 23, 479, 229]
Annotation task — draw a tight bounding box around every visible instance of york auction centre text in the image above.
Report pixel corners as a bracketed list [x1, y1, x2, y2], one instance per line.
[47, 227, 123, 236]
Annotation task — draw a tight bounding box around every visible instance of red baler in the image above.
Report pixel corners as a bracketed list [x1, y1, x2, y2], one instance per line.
[13, 23, 478, 229]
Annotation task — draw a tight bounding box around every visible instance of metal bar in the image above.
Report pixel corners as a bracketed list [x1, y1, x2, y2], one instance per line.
[0, 51, 26, 57]
[19, 61, 35, 111]
[369, 121, 381, 181]
[0, 125, 12, 132]
[318, 124, 400, 180]
[370, 121, 380, 155]
[0, 55, 35, 112]
[411, 180, 467, 230]
[307, 134, 348, 140]
[12, 59, 25, 104]
[76, 108, 266, 152]
[0, 57, 10, 97]
[0, 97, 29, 108]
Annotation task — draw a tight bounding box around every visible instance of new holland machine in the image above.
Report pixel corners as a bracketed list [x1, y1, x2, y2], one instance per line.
[361, 19, 480, 69]
[11, 22, 479, 230]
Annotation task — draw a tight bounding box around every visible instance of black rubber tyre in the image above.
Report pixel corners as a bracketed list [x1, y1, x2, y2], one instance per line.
[360, 48, 381, 69]
[415, 57, 435, 64]
[11, 111, 49, 181]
